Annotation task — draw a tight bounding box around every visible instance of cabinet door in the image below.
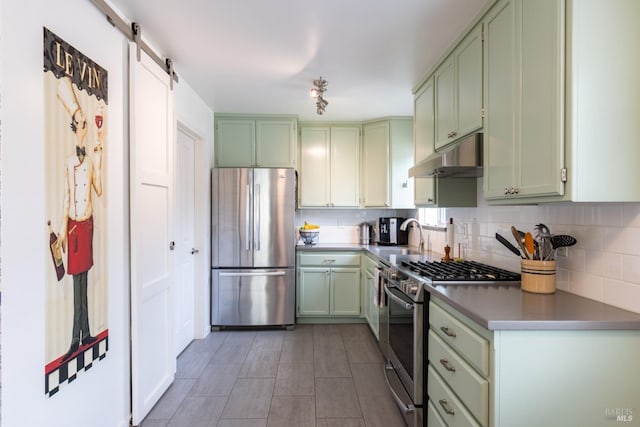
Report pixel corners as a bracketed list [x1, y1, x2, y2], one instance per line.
[517, 0, 564, 198]
[299, 127, 330, 207]
[256, 119, 296, 168]
[456, 25, 483, 139]
[414, 79, 435, 162]
[414, 79, 436, 206]
[330, 127, 360, 207]
[362, 122, 390, 207]
[215, 119, 255, 167]
[298, 267, 330, 316]
[330, 268, 361, 316]
[483, 0, 517, 199]
[434, 57, 456, 150]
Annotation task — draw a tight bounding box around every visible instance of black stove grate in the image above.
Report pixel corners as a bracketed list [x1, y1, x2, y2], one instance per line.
[401, 260, 520, 282]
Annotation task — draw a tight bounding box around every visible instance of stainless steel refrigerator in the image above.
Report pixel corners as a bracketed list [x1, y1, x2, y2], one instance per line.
[211, 168, 296, 328]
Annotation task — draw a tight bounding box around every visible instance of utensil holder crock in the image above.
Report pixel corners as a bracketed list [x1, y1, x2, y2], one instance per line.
[521, 259, 556, 294]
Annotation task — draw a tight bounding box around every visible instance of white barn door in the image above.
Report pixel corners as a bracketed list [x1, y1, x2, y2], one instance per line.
[129, 45, 175, 425]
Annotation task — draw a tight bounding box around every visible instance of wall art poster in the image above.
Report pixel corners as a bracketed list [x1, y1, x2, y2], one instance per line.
[43, 27, 109, 397]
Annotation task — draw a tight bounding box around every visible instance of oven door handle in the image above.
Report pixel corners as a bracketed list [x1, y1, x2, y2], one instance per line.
[384, 362, 416, 415]
[384, 284, 414, 310]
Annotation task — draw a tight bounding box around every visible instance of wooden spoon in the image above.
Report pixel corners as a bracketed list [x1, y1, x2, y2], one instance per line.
[524, 232, 535, 259]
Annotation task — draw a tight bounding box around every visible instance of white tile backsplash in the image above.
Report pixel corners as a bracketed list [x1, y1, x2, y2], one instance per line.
[301, 187, 640, 314]
[443, 197, 640, 314]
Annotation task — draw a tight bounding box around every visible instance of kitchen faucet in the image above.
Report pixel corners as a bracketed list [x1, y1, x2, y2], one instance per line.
[400, 218, 426, 253]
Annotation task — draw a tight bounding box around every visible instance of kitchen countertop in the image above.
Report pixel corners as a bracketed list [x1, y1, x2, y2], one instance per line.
[295, 242, 640, 331]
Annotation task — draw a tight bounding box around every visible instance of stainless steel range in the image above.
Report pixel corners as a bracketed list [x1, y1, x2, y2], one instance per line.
[381, 258, 519, 427]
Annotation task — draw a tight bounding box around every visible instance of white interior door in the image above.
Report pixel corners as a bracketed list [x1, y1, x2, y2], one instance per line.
[130, 45, 175, 426]
[175, 126, 196, 354]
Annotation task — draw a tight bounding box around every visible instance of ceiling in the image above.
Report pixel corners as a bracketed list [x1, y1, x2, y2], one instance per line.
[108, 0, 489, 122]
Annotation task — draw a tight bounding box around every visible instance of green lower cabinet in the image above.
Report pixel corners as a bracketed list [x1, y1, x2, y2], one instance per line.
[430, 298, 640, 427]
[330, 268, 361, 316]
[297, 268, 331, 316]
[296, 267, 361, 317]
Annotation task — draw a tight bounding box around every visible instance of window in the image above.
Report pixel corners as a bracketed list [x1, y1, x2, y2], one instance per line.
[418, 207, 446, 227]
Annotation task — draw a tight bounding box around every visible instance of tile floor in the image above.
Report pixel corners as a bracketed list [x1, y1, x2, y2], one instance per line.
[140, 323, 406, 427]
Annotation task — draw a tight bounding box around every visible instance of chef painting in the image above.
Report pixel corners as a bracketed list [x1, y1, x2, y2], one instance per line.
[43, 28, 108, 396]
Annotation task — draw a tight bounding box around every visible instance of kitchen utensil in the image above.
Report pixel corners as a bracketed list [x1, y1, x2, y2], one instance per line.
[511, 226, 529, 259]
[551, 234, 577, 249]
[524, 232, 535, 259]
[495, 233, 521, 256]
[534, 223, 553, 260]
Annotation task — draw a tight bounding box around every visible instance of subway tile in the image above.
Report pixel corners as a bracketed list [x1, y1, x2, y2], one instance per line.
[599, 204, 624, 227]
[603, 226, 640, 256]
[623, 204, 640, 227]
[585, 250, 623, 280]
[603, 279, 640, 314]
[568, 271, 603, 301]
[623, 255, 640, 284]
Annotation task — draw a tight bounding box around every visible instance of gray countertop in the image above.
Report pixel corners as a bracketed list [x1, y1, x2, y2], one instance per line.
[296, 243, 640, 331]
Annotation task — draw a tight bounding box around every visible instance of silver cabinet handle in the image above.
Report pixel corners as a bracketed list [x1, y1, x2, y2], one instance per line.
[440, 325, 456, 337]
[439, 399, 455, 416]
[191, 248, 199, 255]
[439, 358, 456, 372]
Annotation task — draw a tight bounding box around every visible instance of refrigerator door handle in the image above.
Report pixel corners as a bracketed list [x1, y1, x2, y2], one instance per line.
[246, 184, 251, 251]
[219, 271, 287, 277]
[255, 184, 261, 251]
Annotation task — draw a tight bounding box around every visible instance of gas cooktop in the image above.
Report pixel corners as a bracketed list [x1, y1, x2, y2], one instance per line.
[400, 260, 520, 283]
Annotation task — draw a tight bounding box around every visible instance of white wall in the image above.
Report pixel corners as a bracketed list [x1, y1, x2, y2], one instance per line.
[1, 1, 215, 426]
[1, 1, 130, 426]
[174, 78, 214, 339]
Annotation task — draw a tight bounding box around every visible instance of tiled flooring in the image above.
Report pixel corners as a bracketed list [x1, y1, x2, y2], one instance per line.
[141, 324, 406, 427]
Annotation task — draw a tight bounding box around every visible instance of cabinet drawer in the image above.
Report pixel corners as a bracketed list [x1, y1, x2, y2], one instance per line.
[430, 301, 489, 376]
[298, 253, 360, 267]
[428, 365, 482, 427]
[427, 399, 448, 427]
[429, 330, 488, 425]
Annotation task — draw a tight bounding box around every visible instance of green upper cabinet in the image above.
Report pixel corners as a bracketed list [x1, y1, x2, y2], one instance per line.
[413, 78, 477, 207]
[564, 0, 640, 202]
[362, 118, 414, 208]
[434, 24, 483, 151]
[483, 0, 564, 201]
[299, 125, 360, 208]
[413, 78, 436, 206]
[215, 115, 297, 168]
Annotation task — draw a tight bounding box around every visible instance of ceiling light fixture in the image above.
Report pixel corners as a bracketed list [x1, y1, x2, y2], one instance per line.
[310, 77, 328, 115]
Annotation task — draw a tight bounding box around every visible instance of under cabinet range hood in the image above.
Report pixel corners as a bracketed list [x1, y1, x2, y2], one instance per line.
[409, 133, 483, 178]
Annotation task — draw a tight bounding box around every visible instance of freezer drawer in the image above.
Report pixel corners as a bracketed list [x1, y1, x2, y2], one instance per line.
[211, 268, 295, 327]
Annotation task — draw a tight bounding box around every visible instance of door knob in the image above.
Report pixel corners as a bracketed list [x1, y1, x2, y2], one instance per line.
[191, 248, 199, 255]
